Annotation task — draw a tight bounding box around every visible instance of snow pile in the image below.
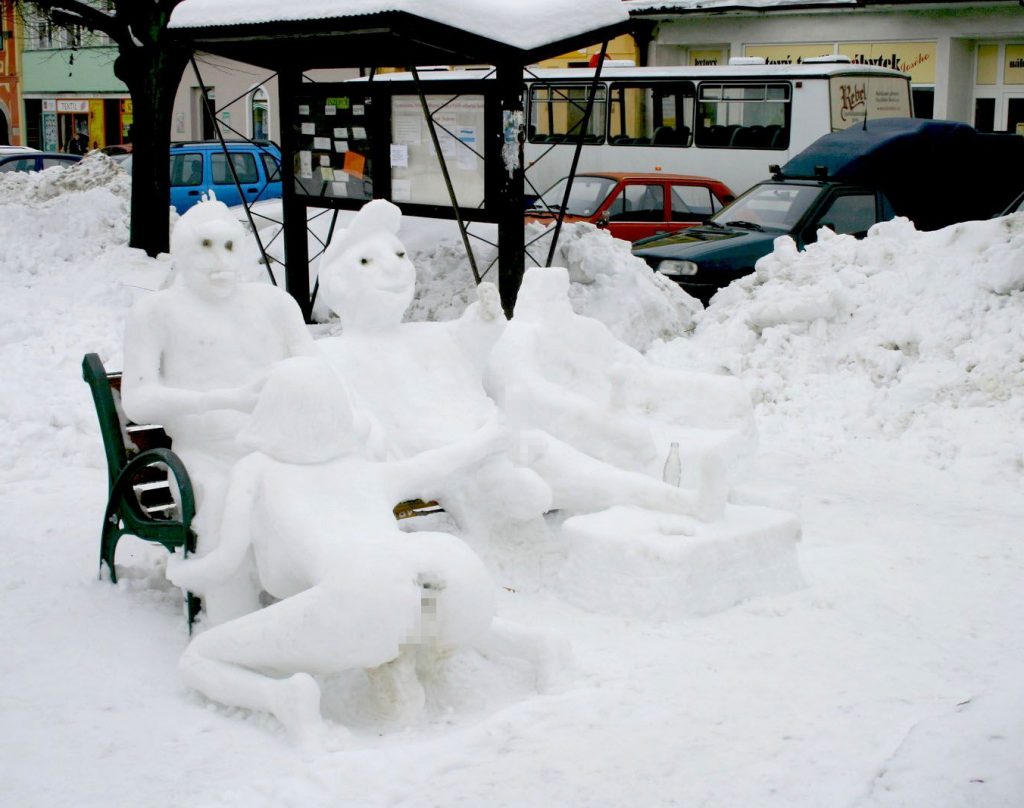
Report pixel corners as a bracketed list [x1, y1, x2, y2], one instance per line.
[408, 222, 700, 351]
[652, 215, 1024, 472]
[0, 157, 161, 483]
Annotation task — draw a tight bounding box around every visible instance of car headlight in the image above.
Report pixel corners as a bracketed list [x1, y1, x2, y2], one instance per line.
[656, 259, 699, 277]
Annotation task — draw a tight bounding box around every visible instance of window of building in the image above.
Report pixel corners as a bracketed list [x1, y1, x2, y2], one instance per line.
[694, 83, 791, 149]
[250, 87, 269, 141]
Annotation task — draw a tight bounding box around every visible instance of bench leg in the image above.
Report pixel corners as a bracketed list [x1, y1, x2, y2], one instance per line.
[99, 511, 121, 584]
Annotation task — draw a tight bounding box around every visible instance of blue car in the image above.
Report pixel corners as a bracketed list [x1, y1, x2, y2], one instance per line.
[168, 141, 282, 213]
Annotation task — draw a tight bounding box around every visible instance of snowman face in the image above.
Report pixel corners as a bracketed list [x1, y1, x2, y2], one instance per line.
[320, 231, 416, 331]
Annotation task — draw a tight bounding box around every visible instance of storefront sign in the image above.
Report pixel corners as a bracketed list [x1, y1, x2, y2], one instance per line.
[745, 41, 935, 84]
[838, 42, 935, 84]
[744, 43, 834, 65]
[1005, 44, 1024, 85]
[41, 99, 56, 112]
[56, 99, 90, 114]
[690, 48, 726, 66]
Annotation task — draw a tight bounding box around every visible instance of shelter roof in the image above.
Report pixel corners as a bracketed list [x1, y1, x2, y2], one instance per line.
[169, 0, 632, 70]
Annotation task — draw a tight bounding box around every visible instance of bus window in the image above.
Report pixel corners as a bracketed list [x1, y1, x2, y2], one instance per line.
[609, 82, 694, 146]
[528, 84, 606, 144]
[695, 83, 791, 149]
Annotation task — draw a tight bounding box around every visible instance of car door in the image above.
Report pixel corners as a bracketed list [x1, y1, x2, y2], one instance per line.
[602, 181, 667, 241]
[210, 150, 262, 207]
[799, 189, 882, 247]
[169, 151, 205, 213]
[668, 182, 725, 233]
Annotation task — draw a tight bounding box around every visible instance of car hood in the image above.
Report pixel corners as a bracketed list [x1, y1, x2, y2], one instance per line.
[632, 225, 781, 269]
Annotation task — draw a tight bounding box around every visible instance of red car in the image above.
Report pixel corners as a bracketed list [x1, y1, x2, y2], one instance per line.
[526, 172, 735, 242]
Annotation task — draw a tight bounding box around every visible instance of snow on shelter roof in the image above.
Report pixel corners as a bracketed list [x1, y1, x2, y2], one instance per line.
[169, 0, 631, 54]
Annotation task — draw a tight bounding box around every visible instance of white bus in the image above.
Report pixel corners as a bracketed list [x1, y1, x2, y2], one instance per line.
[522, 59, 913, 196]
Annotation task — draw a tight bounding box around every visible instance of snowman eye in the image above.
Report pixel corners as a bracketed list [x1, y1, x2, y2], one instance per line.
[201, 238, 212, 248]
[225, 241, 234, 251]
[360, 257, 370, 265]
[396, 251, 406, 258]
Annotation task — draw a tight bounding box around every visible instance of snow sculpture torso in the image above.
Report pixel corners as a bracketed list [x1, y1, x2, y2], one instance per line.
[121, 198, 315, 623]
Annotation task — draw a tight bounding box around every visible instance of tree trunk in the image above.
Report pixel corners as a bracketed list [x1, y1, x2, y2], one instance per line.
[114, 45, 188, 257]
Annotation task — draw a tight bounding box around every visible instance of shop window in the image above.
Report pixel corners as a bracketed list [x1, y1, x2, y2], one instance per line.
[250, 88, 269, 141]
[528, 84, 606, 144]
[695, 83, 791, 149]
[912, 88, 934, 119]
[975, 98, 995, 133]
[608, 82, 695, 146]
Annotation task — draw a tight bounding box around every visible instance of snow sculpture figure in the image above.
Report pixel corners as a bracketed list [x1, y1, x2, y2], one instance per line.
[317, 200, 552, 535]
[167, 358, 566, 746]
[121, 198, 316, 624]
[485, 267, 755, 521]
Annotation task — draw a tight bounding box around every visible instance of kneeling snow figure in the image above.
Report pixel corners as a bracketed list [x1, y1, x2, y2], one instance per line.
[167, 358, 565, 746]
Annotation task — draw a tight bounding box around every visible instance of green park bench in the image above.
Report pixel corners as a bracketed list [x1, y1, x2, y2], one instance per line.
[82, 353, 201, 629]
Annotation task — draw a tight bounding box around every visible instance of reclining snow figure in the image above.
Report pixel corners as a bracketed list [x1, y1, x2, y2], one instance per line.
[121, 197, 316, 624]
[316, 200, 723, 532]
[317, 199, 552, 536]
[166, 357, 565, 746]
[484, 266, 756, 520]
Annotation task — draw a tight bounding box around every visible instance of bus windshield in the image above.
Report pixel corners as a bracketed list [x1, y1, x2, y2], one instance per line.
[711, 183, 820, 231]
[528, 175, 618, 217]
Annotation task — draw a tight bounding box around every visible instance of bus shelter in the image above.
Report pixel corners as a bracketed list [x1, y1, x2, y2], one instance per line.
[169, 1, 631, 319]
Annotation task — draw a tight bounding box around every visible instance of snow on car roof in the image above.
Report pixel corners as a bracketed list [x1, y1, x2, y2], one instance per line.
[169, 0, 629, 51]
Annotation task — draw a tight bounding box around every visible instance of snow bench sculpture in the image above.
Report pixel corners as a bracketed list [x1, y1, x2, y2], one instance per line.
[82, 352, 202, 628]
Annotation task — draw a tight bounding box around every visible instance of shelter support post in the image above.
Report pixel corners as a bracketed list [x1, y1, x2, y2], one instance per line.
[494, 62, 526, 318]
[278, 68, 313, 321]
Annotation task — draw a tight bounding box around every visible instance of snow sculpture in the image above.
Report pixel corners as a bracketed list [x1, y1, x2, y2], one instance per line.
[317, 200, 552, 536]
[485, 266, 756, 520]
[121, 198, 316, 624]
[167, 358, 566, 745]
[319, 200, 728, 528]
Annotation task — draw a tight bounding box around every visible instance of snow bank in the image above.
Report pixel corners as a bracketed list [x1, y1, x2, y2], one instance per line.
[651, 215, 1024, 474]
[0, 155, 163, 483]
[408, 222, 700, 351]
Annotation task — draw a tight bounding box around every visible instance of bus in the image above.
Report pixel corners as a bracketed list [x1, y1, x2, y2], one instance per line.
[522, 59, 913, 196]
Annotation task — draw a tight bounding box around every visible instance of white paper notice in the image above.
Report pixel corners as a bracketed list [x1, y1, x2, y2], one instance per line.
[389, 144, 409, 168]
[333, 128, 348, 139]
[325, 105, 337, 116]
[394, 115, 422, 145]
[457, 126, 477, 169]
[352, 127, 367, 140]
[299, 150, 313, 179]
[353, 105, 365, 117]
[313, 137, 331, 150]
[334, 141, 349, 152]
[319, 154, 331, 166]
[332, 182, 348, 197]
[298, 105, 310, 116]
[392, 179, 411, 202]
[301, 122, 315, 135]
[321, 167, 335, 181]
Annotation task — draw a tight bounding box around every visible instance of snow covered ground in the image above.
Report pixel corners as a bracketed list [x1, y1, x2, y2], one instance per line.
[2, 156, 1023, 806]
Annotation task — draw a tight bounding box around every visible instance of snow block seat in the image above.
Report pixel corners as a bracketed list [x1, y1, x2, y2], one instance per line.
[557, 504, 804, 619]
[82, 353, 201, 627]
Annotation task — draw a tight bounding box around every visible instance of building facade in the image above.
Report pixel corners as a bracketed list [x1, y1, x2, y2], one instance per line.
[0, 0, 22, 144]
[625, 0, 1024, 133]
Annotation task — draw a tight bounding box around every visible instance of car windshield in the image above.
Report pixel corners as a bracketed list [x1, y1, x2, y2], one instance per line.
[529, 175, 618, 217]
[711, 183, 820, 231]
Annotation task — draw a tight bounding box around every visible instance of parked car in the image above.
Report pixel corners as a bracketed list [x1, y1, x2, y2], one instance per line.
[120, 141, 284, 213]
[525, 172, 734, 242]
[634, 118, 1024, 304]
[0, 151, 81, 173]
